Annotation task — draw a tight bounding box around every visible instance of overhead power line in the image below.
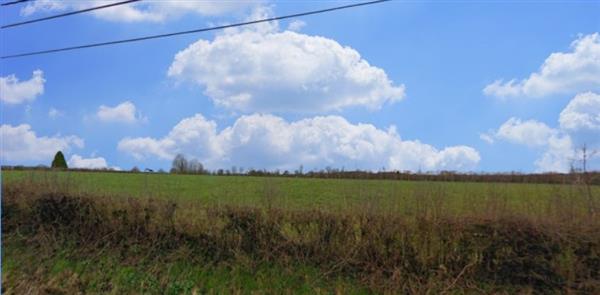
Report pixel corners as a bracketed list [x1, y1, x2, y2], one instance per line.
[1, 0, 391, 59]
[2, 0, 143, 29]
[1, 0, 33, 7]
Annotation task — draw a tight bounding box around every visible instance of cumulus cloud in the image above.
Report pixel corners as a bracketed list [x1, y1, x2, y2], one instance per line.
[119, 113, 480, 172]
[482, 117, 574, 172]
[559, 92, 600, 132]
[68, 154, 115, 170]
[484, 33, 600, 98]
[0, 124, 83, 162]
[0, 70, 45, 105]
[167, 10, 404, 113]
[97, 101, 145, 123]
[21, 0, 259, 22]
[483, 92, 600, 172]
[559, 92, 600, 149]
[494, 117, 558, 147]
[534, 135, 575, 173]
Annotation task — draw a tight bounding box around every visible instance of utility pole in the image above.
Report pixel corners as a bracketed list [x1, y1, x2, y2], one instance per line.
[582, 144, 588, 174]
[579, 143, 597, 216]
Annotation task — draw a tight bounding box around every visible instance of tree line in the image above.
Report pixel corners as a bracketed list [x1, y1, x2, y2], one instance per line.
[2, 151, 598, 185]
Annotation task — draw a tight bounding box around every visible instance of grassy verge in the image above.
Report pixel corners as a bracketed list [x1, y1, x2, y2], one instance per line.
[3, 236, 368, 294]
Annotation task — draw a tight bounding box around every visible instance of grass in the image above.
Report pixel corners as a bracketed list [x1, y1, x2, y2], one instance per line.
[3, 170, 599, 217]
[2, 237, 368, 294]
[2, 170, 600, 293]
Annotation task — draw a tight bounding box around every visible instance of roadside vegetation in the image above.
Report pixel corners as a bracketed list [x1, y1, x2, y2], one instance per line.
[2, 170, 599, 293]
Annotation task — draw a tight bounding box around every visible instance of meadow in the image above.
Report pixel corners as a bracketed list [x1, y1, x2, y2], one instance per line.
[2, 170, 600, 293]
[3, 170, 599, 217]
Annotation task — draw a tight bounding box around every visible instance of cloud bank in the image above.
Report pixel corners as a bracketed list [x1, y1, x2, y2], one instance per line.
[68, 154, 120, 170]
[0, 124, 83, 163]
[119, 113, 480, 172]
[482, 92, 600, 172]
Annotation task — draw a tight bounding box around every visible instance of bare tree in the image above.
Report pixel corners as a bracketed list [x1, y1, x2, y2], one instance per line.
[171, 154, 188, 174]
[188, 159, 204, 174]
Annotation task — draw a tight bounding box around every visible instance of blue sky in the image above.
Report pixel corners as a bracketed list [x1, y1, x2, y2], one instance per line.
[1, 0, 599, 172]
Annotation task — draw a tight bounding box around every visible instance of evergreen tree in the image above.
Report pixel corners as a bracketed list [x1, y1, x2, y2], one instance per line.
[51, 151, 68, 169]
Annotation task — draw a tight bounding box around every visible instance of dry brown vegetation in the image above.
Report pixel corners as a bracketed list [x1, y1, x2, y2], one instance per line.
[2, 177, 600, 294]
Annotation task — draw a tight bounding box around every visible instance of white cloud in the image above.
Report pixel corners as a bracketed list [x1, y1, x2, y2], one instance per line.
[96, 101, 144, 123]
[117, 137, 174, 161]
[0, 70, 45, 105]
[559, 92, 600, 132]
[482, 117, 573, 171]
[20, 0, 64, 16]
[559, 92, 600, 150]
[494, 117, 557, 147]
[119, 113, 480, 172]
[484, 33, 600, 98]
[484, 92, 600, 172]
[48, 107, 63, 119]
[483, 117, 575, 172]
[483, 80, 522, 98]
[21, 0, 259, 23]
[287, 20, 306, 32]
[479, 133, 495, 144]
[0, 124, 83, 163]
[534, 134, 575, 173]
[68, 154, 108, 169]
[168, 11, 404, 113]
[68, 154, 121, 170]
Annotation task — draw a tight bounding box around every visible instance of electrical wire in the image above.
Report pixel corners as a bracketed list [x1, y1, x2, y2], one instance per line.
[1, 0, 391, 59]
[2, 0, 143, 29]
[1, 0, 33, 7]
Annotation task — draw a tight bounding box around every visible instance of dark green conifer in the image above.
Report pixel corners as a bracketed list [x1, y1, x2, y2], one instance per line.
[51, 151, 68, 169]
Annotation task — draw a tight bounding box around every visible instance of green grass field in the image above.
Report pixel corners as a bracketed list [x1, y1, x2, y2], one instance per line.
[3, 170, 598, 217]
[3, 170, 600, 293]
